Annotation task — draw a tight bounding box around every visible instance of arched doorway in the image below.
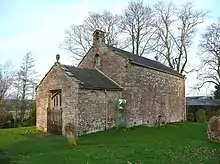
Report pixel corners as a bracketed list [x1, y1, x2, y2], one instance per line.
[47, 89, 62, 135]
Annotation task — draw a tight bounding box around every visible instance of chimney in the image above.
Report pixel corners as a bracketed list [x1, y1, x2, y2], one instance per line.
[93, 29, 105, 46]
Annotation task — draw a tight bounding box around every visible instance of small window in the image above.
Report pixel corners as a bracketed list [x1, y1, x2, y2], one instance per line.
[94, 54, 100, 67]
[96, 31, 99, 40]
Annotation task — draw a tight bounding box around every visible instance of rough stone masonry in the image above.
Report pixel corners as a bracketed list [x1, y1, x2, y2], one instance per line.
[36, 29, 186, 136]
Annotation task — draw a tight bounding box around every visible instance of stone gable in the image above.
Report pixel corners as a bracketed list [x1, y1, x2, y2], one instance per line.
[36, 64, 79, 135]
[36, 62, 123, 136]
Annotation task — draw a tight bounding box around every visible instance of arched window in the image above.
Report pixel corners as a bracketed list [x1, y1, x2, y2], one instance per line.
[94, 54, 100, 67]
[52, 93, 61, 107]
[51, 91, 62, 107]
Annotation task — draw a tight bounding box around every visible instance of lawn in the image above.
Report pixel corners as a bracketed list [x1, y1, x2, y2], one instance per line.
[0, 123, 219, 164]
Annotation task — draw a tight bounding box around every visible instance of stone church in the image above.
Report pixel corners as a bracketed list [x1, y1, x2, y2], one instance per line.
[36, 29, 186, 136]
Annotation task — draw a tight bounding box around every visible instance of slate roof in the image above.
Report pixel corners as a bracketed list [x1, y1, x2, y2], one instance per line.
[186, 96, 213, 100]
[109, 46, 183, 78]
[61, 65, 122, 90]
[186, 98, 220, 106]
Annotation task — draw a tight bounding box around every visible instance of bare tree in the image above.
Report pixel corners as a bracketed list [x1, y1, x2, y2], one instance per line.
[120, 1, 156, 56]
[0, 61, 14, 128]
[0, 61, 14, 106]
[17, 52, 37, 122]
[60, 10, 124, 60]
[196, 18, 220, 90]
[61, 24, 92, 60]
[152, 1, 207, 74]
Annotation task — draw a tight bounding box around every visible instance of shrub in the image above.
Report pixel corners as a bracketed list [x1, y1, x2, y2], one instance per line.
[0, 110, 14, 128]
[21, 103, 36, 127]
[206, 110, 220, 121]
[27, 107, 36, 126]
[196, 109, 206, 122]
[187, 113, 195, 122]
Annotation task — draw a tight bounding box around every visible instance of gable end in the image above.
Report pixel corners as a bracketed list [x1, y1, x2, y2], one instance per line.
[35, 64, 56, 90]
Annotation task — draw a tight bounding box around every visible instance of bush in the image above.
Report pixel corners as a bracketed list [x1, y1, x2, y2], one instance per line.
[196, 109, 206, 122]
[0, 110, 14, 128]
[187, 113, 195, 122]
[206, 110, 220, 121]
[21, 102, 36, 127]
[216, 110, 220, 117]
[0, 110, 36, 129]
[27, 107, 36, 126]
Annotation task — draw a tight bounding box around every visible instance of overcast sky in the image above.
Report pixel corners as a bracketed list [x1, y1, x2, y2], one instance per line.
[0, 0, 219, 96]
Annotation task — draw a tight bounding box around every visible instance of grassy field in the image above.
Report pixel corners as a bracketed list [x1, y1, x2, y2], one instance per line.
[0, 123, 219, 164]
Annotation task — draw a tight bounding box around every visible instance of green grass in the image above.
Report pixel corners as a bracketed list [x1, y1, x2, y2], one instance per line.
[0, 123, 219, 164]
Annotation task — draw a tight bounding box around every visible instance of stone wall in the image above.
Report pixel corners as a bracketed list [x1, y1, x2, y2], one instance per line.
[36, 64, 79, 135]
[78, 37, 185, 127]
[77, 89, 122, 135]
[124, 63, 186, 126]
[78, 44, 127, 87]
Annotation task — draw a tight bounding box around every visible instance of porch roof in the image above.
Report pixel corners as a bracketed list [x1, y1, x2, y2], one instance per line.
[61, 65, 122, 91]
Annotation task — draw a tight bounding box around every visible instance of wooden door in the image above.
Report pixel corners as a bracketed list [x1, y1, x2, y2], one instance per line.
[47, 90, 62, 135]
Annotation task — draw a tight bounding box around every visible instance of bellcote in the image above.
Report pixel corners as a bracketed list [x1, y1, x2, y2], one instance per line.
[93, 29, 105, 46]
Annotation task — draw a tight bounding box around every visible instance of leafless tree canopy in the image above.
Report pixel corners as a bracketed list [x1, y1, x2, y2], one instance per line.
[153, 1, 207, 74]
[60, 10, 123, 60]
[120, 1, 156, 56]
[196, 18, 220, 89]
[60, 2, 156, 59]
[84, 11, 124, 47]
[0, 61, 14, 105]
[60, 0, 208, 75]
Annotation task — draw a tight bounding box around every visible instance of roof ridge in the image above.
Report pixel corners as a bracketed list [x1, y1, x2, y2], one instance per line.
[109, 46, 183, 78]
[110, 46, 168, 67]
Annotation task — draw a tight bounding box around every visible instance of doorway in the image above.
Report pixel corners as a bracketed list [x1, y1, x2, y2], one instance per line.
[47, 89, 62, 135]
